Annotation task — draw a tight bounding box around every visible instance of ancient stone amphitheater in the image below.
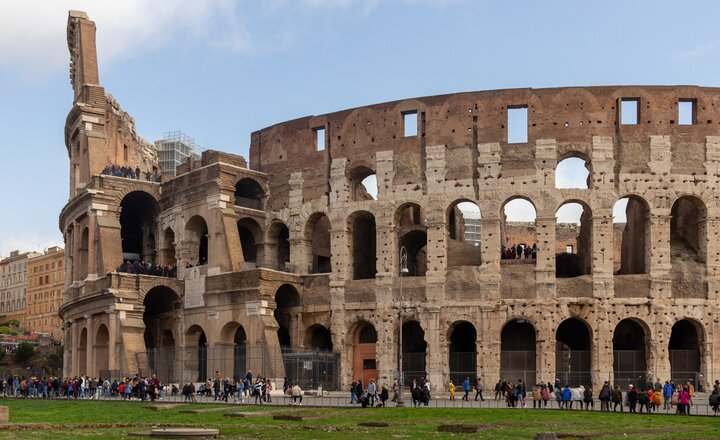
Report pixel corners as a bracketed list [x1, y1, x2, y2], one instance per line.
[60, 11, 720, 391]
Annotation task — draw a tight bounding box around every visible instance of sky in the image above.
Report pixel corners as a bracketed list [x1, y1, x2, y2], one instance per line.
[1, 0, 719, 256]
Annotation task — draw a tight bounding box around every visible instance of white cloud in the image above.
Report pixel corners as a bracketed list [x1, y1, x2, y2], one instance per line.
[0, 232, 63, 259]
[0, 0, 252, 75]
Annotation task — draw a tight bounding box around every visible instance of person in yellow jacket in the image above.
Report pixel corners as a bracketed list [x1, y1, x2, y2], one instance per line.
[449, 381, 456, 401]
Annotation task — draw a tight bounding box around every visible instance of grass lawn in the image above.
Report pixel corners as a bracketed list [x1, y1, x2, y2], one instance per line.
[0, 399, 718, 439]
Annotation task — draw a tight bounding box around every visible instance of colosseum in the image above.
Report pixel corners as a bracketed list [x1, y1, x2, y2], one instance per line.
[60, 11, 720, 392]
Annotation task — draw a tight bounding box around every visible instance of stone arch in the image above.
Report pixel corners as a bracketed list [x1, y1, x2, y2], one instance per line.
[185, 215, 209, 266]
[349, 165, 377, 201]
[186, 324, 208, 381]
[267, 220, 290, 271]
[220, 321, 247, 381]
[446, 199, 482, 267]
[500, 319, 536, 386]
[234, 177, 265, 209]
[237, 217, 262, 266]
[119, 191, 159, 263]
[613, 318, 650, 387]
[348, 210, 377, 280]
[351, 321, 378, 385]
[94, 324, 109, 377]
[143, 285, 180, 380]
[161, 227, 176, 266]
[78, 327, 88, 375]
[555, 154, 591, 189]
[613, 195, 651, 274]
[395, 202, 427, 277]
[670, 195, 707, 262]
[555, 200, 592, 278]
[669, 318, 705, 387]
[305, 324, 333, 351]
[500, 196, 537, 260]
[401, 320, 427, 386]
[556, 317, 592, 387]
[447, 321, 477, 385]
[78, 227, 89, 280]
[275, 284, 301, 348]
[305, 213, 332, 274]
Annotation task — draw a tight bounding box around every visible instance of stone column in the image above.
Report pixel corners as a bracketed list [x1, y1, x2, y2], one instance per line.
[535, 217, 556, 299]
[87, 211, 97, 279]
[108, 310, 117, 372]
[536, 317, 556, 385]
[424, 307, 443, 391]
[592, 211, 614, 299]
[649, 214, 672, 299]
[71, 320, 79, 376]
[63, 324, 71, 377]
[85, 314, 94, 376]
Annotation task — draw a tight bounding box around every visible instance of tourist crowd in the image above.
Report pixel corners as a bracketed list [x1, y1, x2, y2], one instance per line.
[101, 164, 161, 182]
[117, 260, 177, 278]
[501, 243, 538, 260]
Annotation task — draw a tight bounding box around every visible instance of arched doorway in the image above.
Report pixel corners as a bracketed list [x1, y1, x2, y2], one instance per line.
[143, 286, 180, 382]
[501, 198, 537, 261]
[446, 200, 482, 266]
[268, 222, 290, 271]
[186, 325, 207, 381]
[162, 228, 176, 266]
[237, 218, 261, 266]
[501, 319, 536, 386]
[396, 203, 428, 276]
[79, 227, 89, 280]
[349, 211, 376, 280]
[233, 326, 247, 382]
[275, 284, 300, 348]
[671, 196, 707, 261]
[185, 216, 209, 266]
[352, 322, 377, 385]
[94, 324, 109, 377]
[448, 321, 477, 385]
[234, 178, 264, 209]
[306, 213, 331, 273]
[556, 318, 592, 387]
[613, 196, 650, 274]
[78, 327, 88, 375]
[119, 191, 159, 263]
[555, 202, 592, 278]
[669, 319, 703, 388]
[306, 325, 333, 351]
[613, 319, 648, 387]
[402, 320, 427, 386]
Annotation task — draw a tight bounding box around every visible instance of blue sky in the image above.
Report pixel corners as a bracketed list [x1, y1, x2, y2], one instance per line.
[1, 0, 719, 256]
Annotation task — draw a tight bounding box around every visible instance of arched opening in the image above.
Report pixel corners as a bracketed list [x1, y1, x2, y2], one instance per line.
[555, 202, 592, 278]
[78, 227, 89, 280]
[349, 211, 376, 279]
[613, 319, 648, 387]
[500, 319, 536, 386]
[306, 325, 333, 351]
[94, 324, 109, 376]
[268, 222, 290, 271]
[671, 196, 707, 262]
[233, 326, 247, 381]
[396, 202, 428, 277]
[501, 198, 537, 261]
[613, 196, 650, 274]
[402, 320, 427, 386]
[350, 166, 378, 201]
[186, 325, 208, 381]
[352, 322, 378, 385]
[669, 319, 703, 387]
[237, 218, 261, 266]
[144, 286, 180, 381]
[555, 156, 590, 189]
[556, 318, 592, 387]
[119, 191, 159, 263]
[306, 213, 331, 274]
[162, 228, 176, 266]
[448, 321, 477, 385]
[234, 178, 264, 209]
[447, 201, 482, 266]
[78, 327, 88, 374]
[185, 216, 209, 266]
[275, 284, 300, 348]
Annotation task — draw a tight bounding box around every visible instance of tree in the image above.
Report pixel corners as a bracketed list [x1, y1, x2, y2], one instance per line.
[15, 342, 34, 364]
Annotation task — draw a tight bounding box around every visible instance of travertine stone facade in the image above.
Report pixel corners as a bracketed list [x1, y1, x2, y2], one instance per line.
[61, 11, 719, 391]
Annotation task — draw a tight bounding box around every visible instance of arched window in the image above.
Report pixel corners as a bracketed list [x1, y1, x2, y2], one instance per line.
[119, 191, 159, 263]
[555, 156, 590, 189]
[501, 198, 536, 261]
[396, 203, 427, 277]
[447, 200, 482, 267]
[555, 202, 592, 278]
[185, 216, 209, 266]
[613, 196, 650, 275]
[349, 211, 376, 279]
[234, 178, 264, 209]
[306, 213, 331, 274]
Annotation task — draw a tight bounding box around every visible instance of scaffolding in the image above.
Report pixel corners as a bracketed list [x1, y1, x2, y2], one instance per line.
[155, 131, 202, 177]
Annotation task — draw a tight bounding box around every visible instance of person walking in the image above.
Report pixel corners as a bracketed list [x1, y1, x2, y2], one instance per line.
[461, 377, 471, 401]
[474, 377, 484, 401]
[449, 380, 456, 401]
[598, 381, 612, 412]
[612, 385, 623, 412]
[663, 380, 673, 410]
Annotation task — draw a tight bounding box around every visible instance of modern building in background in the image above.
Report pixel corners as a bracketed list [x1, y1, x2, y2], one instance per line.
[461, 210, 481, 246]
[0, 250, 39, 323]
[27, 247, 65, 340]
[155, 131, 202, 177]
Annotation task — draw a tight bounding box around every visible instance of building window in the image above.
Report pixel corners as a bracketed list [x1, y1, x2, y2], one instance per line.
[620, 98, 639, 125]
[679, 99, 696, 125]
[313, 127, 326, 151]
[403, 111, 418, 137]
[507, 106, 528, 143]
[566, 245, 574, 254]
